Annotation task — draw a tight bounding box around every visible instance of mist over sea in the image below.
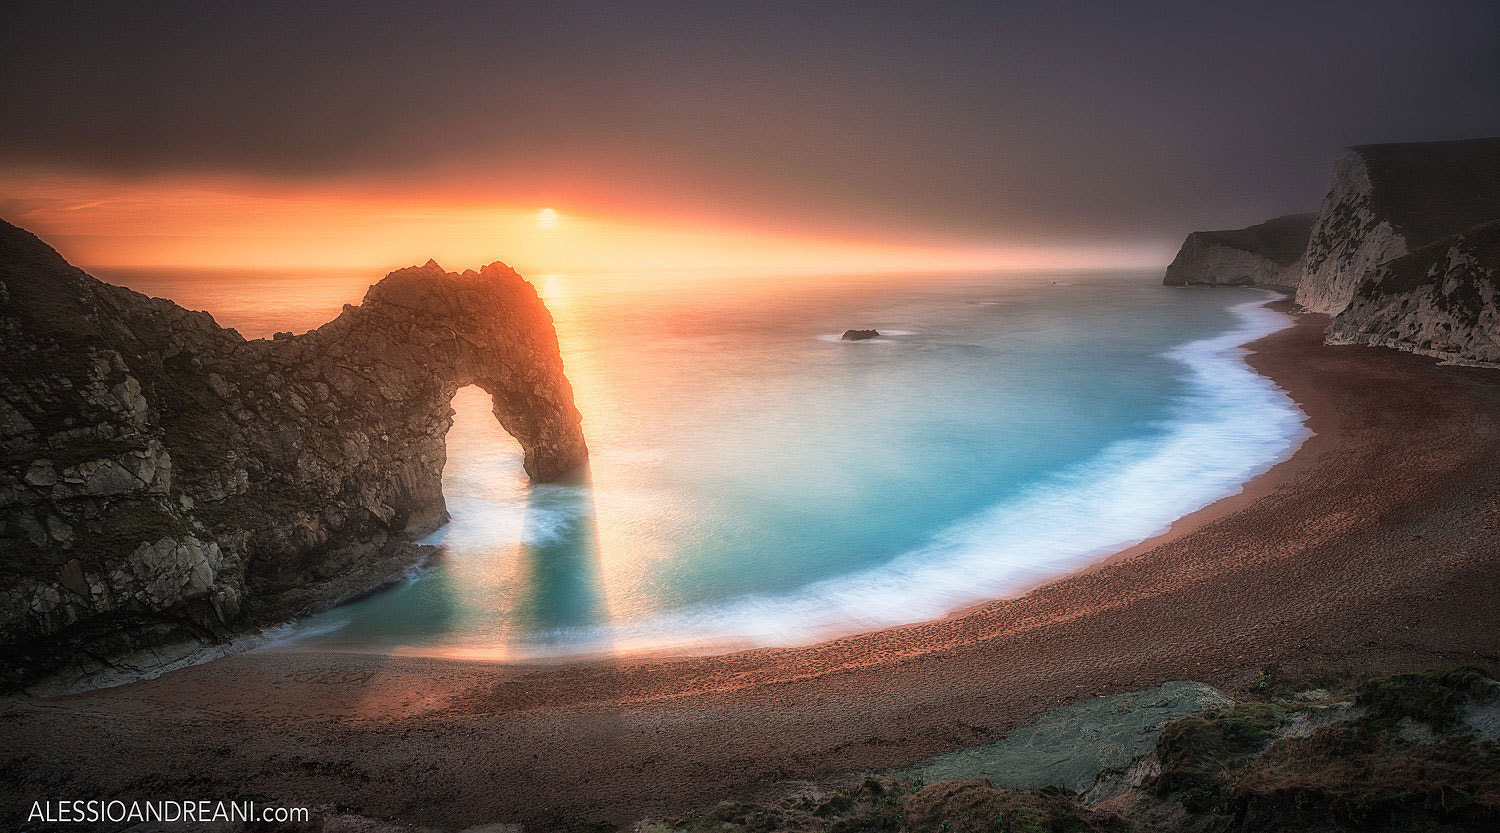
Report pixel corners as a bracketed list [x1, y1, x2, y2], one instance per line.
[101, 267, 1306, 660]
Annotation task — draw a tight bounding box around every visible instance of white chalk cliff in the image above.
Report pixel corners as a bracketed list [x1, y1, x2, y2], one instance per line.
[1296, 138, 1500, 314]
[1163, 214, 1314, 288]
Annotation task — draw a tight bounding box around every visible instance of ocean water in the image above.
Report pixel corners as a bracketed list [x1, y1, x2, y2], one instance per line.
[98, 267, 1307, 660]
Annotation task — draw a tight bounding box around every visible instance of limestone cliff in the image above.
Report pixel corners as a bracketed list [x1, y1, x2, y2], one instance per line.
[1162, 213, 1314, 288]
[1327, 219, 1500, 366]
[0, 219, 587, 688]
[1296, 137, 1500, 313]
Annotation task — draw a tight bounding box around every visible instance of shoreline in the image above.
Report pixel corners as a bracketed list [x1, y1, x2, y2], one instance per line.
[17, 282, 1301, 692]
[928, 293, 1321, 625]
[273, 289, 1309, 667]
[1061, 297, 1334, 588]
[4, 308, 1500, 828]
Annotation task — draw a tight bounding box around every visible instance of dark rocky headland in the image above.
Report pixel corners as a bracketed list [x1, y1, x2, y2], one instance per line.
[0, 219, 587, 691]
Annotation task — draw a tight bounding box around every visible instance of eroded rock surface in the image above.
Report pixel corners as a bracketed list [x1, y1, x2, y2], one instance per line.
[1328, 219, 1500, 366]
[1296, 137, 1500, 314]
[0, 219, 587, 688]
[1162, 213, 1314, 288]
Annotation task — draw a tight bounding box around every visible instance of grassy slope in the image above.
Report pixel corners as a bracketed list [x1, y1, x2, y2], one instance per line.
[1354, 137, 1500, 247]
[1193, 213, 1316, 266]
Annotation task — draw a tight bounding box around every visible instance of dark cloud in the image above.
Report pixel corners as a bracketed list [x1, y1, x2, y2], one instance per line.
[3, 0, 1498, 245]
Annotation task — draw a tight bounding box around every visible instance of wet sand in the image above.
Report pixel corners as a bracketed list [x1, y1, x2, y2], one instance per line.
[3, 306, 1499, 829]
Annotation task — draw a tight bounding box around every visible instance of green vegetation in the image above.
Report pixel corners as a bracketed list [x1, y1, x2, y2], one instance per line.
[648, 668, 1500, 833]
[1196, 213, 1317, 266]
[1354, 666, 1496, 732]
[1151, 701, 1285, 811]
[1159, 668, 1500, 831]
[1233, 669, 1500, 831]
[1356, 219, 1500, 332]
[1253, 663, 1363, 700]
[898, 782, 1123, 833]
[0, 498, 194, 583]
[87, 499, 194, 551]
[157, 387, 238, 477]
[657, 778, 1121, 833]
[1356, 138, 1500, 246]
[0, 438, 145, 472]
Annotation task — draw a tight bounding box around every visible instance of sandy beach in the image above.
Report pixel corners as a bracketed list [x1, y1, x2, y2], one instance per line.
[3, 305, 1498, 829]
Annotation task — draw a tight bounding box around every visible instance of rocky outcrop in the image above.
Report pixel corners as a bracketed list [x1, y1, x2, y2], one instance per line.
[841, 329, 880, 341]
[1296, 137, 1500, 313]
[0, 218, 587, 688]
[1327, 219, 1500, 366]
[1162, 213, 1314, 288]
[905, 681, 1233, 792]
[640, 669, 1500, 833]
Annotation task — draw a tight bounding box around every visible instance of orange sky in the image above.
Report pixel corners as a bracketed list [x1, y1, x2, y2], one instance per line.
[0, 168, 1171, 279]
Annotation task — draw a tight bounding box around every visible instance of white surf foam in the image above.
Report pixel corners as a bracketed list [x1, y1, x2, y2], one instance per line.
[494, 293, 1308, 658]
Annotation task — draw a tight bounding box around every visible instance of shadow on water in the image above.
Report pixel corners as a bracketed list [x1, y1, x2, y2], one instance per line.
[375, 552, 463, 639]
[329, 472, 615, 724]
[508, 478, 609, 648]
[279, 471, 607, 665]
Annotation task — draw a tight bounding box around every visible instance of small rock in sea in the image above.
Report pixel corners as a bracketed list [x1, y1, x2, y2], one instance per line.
[841, 329, 880, 341]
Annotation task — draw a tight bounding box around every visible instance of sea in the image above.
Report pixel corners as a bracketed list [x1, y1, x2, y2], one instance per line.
[96, 265, 1307, 661]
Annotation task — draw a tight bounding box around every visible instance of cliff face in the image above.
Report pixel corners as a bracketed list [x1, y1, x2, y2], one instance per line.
[0, 219, 587, 687]
[1327, 220, 1500, 366]
[1162, 213, 1314, 288]
[1296, 137, 1500, 313]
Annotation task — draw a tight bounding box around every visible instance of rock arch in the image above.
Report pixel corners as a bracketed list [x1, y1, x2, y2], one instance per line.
[0, 219, 587, 687]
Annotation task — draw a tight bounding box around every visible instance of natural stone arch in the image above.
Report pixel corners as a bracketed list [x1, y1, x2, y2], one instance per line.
[303, 259, 589, 486]
[0, 217, 588, 686]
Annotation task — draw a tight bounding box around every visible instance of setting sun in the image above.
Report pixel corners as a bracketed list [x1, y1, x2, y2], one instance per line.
[0, 171, 1167, 277]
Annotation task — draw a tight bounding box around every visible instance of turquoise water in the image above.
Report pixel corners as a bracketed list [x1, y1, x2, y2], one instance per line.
[100, 268, 1306, 660]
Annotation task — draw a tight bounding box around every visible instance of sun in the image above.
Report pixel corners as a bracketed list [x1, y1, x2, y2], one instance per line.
[538, 207, 558, 229]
